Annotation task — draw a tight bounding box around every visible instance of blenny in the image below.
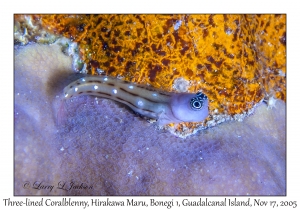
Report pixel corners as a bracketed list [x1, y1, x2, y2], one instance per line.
[63, 75, 209, 125]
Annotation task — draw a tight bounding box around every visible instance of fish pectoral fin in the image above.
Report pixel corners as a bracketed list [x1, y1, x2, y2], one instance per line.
[156, 111, 181, 126]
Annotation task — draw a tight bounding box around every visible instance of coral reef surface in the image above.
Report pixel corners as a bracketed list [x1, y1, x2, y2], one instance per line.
[14, 14, 286, 134]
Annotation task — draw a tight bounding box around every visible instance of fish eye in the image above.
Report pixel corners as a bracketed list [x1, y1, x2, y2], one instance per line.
[192, 100, 202, 109]
[190, 92, 207, 111]
[190, 98, 203, 110]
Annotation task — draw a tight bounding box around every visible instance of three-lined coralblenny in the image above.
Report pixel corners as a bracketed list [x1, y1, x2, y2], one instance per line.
[63, 75, 209, 125]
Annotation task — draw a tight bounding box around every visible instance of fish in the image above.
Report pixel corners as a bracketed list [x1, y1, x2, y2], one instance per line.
[63, 75, 209, 125]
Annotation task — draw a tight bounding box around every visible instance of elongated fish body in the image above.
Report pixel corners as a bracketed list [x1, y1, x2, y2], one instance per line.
[63, 75, 209, 125]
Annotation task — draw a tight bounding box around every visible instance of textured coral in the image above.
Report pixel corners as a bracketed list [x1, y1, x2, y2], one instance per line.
[14, 14, 286, 133]
[247, 15, 286, 101]
[14, 15, 57, 45]
[14, 43, 286, 195]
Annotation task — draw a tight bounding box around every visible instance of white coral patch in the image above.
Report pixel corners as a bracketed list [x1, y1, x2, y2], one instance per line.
[172, 77, 190, 92]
